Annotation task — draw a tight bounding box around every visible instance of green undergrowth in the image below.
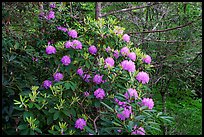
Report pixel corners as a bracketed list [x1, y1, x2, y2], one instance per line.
[153, 90, 202, 135]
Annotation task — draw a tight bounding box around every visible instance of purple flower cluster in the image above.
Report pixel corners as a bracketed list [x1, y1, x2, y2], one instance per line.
[117, 106, 132, 121]
[122, 34, 130, 42]
[77, 68, 84, 76]
[61, 55, 71, 66]
[43, 80, 52, 89]
[143, 55, 152, 64]
[94, 88, 105, 99]
[124, 88, 138, 100]
[106, 46, 111, 52]
[57, 26, 68, 32]
[104, 57, 114, 68]
[120, 47, 130, 56]
[132, 126, 145, 135]
[128, 52, 136, 61]
[93, 74, 103, 84]
[114, 98, 127, 107]
[121, 60, 136, 72]
[50, 3, 56, 8]
[75, 118, 86, 130]
[64, 40, 82, 50]
[142, 98, 154, 109]
[68, 30, 78, 38]
[64, 41, 73, 48]
[136, 71, 150, 84]
[114, 26, 124, 35]
[47, 10, 55, 20]
[83, 74, 91, 83]
[88, 45, 97, 55]
[113, 50, 119, 59]
[53, 72, 64, 82]
[72, 40, 82, 50]
[46, 46, 56, 54]
[84, 91, 90, 97]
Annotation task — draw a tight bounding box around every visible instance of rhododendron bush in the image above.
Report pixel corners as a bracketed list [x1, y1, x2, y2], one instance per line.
[14, 5, 172, 135]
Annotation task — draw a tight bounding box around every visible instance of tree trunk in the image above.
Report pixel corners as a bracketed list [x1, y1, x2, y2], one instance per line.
[95, 2, 102, 20]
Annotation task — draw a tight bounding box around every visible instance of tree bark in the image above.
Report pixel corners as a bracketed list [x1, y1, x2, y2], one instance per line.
[95, 2, 102, 20]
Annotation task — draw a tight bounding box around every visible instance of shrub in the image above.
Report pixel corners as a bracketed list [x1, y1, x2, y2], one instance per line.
[13, 4, 172, 135]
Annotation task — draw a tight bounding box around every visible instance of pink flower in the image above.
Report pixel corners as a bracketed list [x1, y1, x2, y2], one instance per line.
[120, 47, 130, 56]
[136, 71, 150, 84]
[121, 60, 136, 72]
[94, 88, 105, 99]
[124, 88, 138, 100]
[43, 80, 52, 89]
[72, 40, 82, 50]
[46, 46, 56, 54]
[104, 57, 114, 68]
[83, 74, 91, 83]
[132, 126, 145, 135]
[117, 106, 132, 120]
[84, 91, 90, 97]
[47, 10, 55, 20]
[113, 50, 119, 59]
[57, 26, 67, 32]
[64, 41, 73, 48]
[75, 118, 86, 130]
[88, 45, 97, 55]
[93, 74, 103, 84]
[77, 68, 83, 76]
[143, 55, 152, 64]
[106, 46, 111, 52]
[128, 52, 136, 61]
[50, 3, 56, 8]
[53, 72, 64, 82]
[122, 34, 130, 42]
[61, 55, 71, 66]
[142, 98, 154, 109]
[68, 30, 78, 38]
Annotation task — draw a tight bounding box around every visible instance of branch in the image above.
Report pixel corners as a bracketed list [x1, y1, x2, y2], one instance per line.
[129, 17, 201, 34]
[93, 115, 100, 134]
[101, 2, 159, 17]
[143, 38, 201, 43]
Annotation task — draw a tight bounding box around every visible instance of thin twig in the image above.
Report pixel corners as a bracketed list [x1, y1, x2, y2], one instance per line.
[93, 115, 100, 134]
[129, 17, 202, 34]
[101, 2, 159, 17]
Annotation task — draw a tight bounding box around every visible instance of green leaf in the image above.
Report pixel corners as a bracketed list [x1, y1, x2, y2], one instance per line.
[70, 108, 76, 117]
[28, 103, 33, 108]
[34, 128, 42, 134]
[94, 101, 101, 108]
[29, 129, 35, 135]
[85, 61, 90, 68]
[84, 126, 95, 134]
[34, 103, 41, 110]
[53, 111, 60, 120]
[23, 111, 33, 121]
[47, 116, 53, 125]
[101, 101, 114, 112]
[64, 82, 70, 90]
[20, 128, 29, 135]
[18, 124, 28, 130]
[135, 115, 146, 121]
[49, 108, 56, 113]
[62, 110, 71, 117]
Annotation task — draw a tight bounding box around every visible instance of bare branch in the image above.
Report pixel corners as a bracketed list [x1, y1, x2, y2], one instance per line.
[129, 17, 201, 35]
[143, 38, 201, 43]
[93, 115, 100, 134]
[101, 2, 159, 17]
